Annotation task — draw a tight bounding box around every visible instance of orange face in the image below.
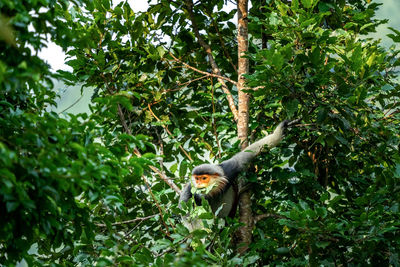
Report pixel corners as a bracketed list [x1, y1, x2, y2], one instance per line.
[193, 174, 218, 188]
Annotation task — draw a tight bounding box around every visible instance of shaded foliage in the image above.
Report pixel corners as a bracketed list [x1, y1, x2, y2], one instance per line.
[0, 0, 399, 265]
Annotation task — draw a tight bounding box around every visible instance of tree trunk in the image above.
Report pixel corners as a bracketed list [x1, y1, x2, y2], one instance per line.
[236, 0, 252, 254]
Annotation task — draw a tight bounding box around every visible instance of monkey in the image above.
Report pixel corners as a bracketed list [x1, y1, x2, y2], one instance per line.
[179, 120, 289, 231]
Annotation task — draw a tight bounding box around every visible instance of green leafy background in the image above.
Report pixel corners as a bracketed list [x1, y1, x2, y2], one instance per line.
[1, 0, 399, 266]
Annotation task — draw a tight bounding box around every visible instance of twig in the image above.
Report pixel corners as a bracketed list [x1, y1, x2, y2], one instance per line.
[183, 0, 239, 121]
[382, 109, 400, 119]
[97, 64, 181, 195]
[153, 237, 189, 257]
[96, 214, 157, 227]
[176, 75, 209, 88]
[131, 147, 181, 195]
[147, 104, 193, 162]
[210, 78, 222, 158]
[168, 52, 237, 86]
[58, 94, 84, 114]
[254, 213, 286, 224]
[209, 14, 237, 72]
[142, 175, 170, 237]
[117, 103, 132, 134]
[288, 118, 301, 127]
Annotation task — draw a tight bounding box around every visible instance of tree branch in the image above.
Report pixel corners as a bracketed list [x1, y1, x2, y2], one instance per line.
[142, 175, 170, 236]
[96, 214, 157, 227]
[147, 104, 193, 162]
[209, 14, 237, 72]
[131, 147, 181, 195]
[184, 0, 238, 121]
[254, 213, 285, 224]
[210, 78, 222, 158]
[98, 69, 181, 195]
[168, 52, 237, 86]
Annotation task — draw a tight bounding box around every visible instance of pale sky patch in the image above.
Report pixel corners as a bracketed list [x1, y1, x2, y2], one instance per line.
[39, 0, 152, 71]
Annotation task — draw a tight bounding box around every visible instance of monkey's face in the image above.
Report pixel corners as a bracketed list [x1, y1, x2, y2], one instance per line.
[192, 174, 220, 189]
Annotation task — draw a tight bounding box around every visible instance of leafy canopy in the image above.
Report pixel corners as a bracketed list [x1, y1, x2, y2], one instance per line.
[0, 0, 399, 265]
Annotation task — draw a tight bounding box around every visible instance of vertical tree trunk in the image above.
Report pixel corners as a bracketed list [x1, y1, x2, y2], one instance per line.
[236, 0, 252, 254]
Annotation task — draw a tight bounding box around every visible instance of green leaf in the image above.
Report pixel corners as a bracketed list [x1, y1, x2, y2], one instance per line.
[276, 247, 290, 254]
[301, 0, 313, 9]
[157, 46, 165, 58]
[317, 107, 328, 123]
[350, 45, 363, 71]
[169, 163, 178, 174]
[286, 99, 299, 117]
[316, 241, 330, 248]
[6, 202, 19, 212]
[70, 142, 85, 152]
[198, 212, 213, 220]
[102, 0, 110, 10]
[179, 161, 188, 178]
[394, 164, 400, 178]
[116, 256, 134, 263]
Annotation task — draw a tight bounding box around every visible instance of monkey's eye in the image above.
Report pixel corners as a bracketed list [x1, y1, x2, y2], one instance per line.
[202, 177, 207, 180]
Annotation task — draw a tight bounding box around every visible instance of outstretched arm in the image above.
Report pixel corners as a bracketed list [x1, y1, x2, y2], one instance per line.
[219, 120, 288, 178]
[242, 120, 288, 156]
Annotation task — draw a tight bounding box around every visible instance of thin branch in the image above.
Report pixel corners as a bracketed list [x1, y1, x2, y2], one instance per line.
[131, 148, 181, 195]
[58, 94, 84, 114]
[96, 214, 157, 227]
[288, 118, 301, 127]
[142, 175, 171, 237]
[382, 106, 400, 119]
[150, 166, 181, 194]
[176, 74, 209, 89]
[117, 104, 132, 134]
[118, 102, 182, 194]
[97, 65, 181, 195]
[153, 237, 189, 257]
[147, 104, 193, 162]
[168, 52, 237, 86]
[254, 213, 286, 224]
[155, 129, 165, 174]
[183, 0, 239, 121]
[210, 78, 222, 158]
[252, 85, 264, 90]
[209, 14, 237, 72]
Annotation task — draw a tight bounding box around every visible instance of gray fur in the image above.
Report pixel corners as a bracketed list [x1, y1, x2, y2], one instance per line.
[179, 183, 193, 204]
[192, 164, 224, 176]
[221, 120, 287, 173]
[180, 184, 235, 231]
[209, 185, 235, 217]
[179, 121, 287, 230]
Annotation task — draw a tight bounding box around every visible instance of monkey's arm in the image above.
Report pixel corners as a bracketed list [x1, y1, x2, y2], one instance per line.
[219, 120, 288, 178]
[178, 183, 204, 231]
[179, 183, 193, 204]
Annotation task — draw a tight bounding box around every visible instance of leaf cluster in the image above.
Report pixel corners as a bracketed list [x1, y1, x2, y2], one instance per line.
[1, 0, 400, 265]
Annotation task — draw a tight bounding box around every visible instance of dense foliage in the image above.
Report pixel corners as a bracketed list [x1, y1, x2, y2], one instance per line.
[1, 0, 399, 266]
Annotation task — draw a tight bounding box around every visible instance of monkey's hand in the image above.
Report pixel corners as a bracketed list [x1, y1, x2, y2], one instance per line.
[287, 118, 300, 128]
[247, 120, 289, 153]
[273, 120, 289, 137]
[220, 120, 289, 173]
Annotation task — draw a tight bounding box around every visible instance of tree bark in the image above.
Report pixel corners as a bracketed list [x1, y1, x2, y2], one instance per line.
[236, 0, 252, 254]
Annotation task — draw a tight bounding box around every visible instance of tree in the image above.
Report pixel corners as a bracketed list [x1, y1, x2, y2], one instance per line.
[1, 0, 399, 265]
[0, 1, 155, 265]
